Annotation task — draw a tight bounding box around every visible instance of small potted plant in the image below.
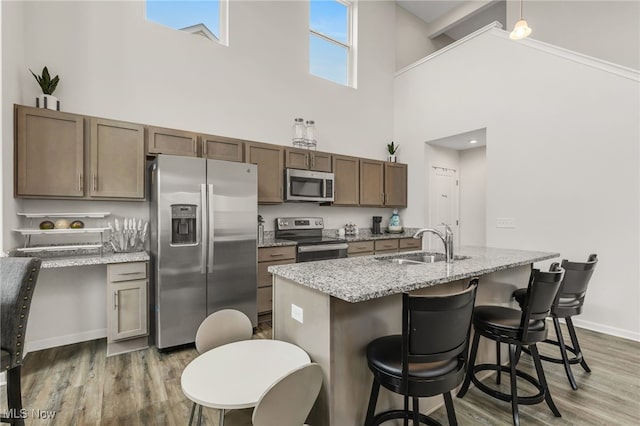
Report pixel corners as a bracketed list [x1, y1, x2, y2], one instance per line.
[387, 141, 399, 162]
[30, 66, 60, 110]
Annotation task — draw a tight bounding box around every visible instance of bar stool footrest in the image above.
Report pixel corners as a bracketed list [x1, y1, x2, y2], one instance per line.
[470, 363, 545, 405]
[521, 339, 584, 365]
[371, 409, 443, 426]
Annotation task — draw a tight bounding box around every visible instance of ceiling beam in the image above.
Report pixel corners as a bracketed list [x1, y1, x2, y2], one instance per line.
[427, 0, 497, 39]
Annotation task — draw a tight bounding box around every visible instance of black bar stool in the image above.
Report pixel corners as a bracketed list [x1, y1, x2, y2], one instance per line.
[1, 257, 42, 426]
[457, 264, 563, 426]
[513, 254, 598, 390]
[365, 279, 478, 426]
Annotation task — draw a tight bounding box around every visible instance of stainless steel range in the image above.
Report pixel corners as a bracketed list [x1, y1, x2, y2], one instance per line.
[275, 217, 348, 262]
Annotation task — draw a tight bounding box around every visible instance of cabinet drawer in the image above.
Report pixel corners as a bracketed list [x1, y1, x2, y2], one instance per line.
[258, 259, 295, 288]
[257, 286, 273, 314]
[348, 251, 373, 257]
[399, 238, 421, 251]
[258, 246, 296, 262]
[108, 262, 147, 282]
[348, 241, 374, 254]
[374, 239, 399, 252]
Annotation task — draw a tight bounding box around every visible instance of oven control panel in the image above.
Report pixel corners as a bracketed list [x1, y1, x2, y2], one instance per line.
[276, 217, 324, 230]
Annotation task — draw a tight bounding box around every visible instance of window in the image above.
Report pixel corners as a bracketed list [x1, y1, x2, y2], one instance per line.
[309, 0, 357, 87]
[146, 0, 228, 45]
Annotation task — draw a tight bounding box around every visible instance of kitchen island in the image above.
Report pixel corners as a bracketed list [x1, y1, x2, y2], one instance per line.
[269, 246, 558, 426]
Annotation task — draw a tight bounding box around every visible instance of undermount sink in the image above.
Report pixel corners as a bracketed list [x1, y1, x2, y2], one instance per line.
[375, 252, 469, 265]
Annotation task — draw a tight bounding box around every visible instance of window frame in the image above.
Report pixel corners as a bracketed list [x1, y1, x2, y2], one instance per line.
[309, 0, 358, 88]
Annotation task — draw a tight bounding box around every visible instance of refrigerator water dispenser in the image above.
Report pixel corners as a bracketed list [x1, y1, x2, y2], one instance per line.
[171, 205, 196, 245]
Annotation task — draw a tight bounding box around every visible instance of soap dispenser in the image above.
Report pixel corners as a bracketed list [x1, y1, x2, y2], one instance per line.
[389, 209, 402, 232]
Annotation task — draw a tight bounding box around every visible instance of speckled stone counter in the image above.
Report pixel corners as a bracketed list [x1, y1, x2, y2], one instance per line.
[269, 246, 558, 303]
[337, 227, 421, 242]
[258, 231, 298, 248]
[8, 251, 150, 269]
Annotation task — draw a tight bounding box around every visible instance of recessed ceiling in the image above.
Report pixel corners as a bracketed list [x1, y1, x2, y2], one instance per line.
[427, 128, 486, 151]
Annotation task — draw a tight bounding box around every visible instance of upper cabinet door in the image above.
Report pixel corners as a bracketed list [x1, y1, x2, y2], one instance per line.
[359, 159, 384, 206]
[311, 151, 332, 172]
[147, 126, 199, 157]
[384, 162, 407, 207]
[333, 154, 359, 206]
[89, 118, 145, 199]
[15, 105, 84, 197]
[245, 142, 284, 204]
[201, 134, 244, 162]
[284, 148, 310, 170]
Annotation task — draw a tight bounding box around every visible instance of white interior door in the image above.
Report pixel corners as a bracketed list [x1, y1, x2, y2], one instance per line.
[429, 167, 459, 248]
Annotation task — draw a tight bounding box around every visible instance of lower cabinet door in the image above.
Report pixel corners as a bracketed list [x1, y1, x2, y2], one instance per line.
[109, 279, 148, 342]
[257, 286, 273, 314]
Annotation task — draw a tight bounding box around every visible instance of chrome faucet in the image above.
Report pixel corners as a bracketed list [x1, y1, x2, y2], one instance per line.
[413, 223, 454, 263]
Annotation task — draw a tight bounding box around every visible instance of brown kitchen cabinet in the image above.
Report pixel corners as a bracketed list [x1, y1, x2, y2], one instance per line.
[284, 148, 332, 172]
[384, 162, 408, 208]
[332, 154, 360, 206]
[359, 159, 385, 206]
[399, 237, 421, 252]
[258, 246, 296, 315]
[374, 238, 399, 253]
[89, 118, 145, 199]
[15, 105, 84, 198]
[245, 141, 284, 204]
[147, 126, 199, 157]
[107, 262, 148, 342]
[347, 240, 374, 257]
[201, 134, 244, 162]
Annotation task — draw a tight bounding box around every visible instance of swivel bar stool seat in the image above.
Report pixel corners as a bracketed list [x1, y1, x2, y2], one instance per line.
[513, 254, 598, 390]
[365, 280, 478, 426]
[457, 264, 563, 426]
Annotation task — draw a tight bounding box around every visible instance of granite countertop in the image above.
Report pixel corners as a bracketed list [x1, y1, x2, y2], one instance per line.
[7, 250, 150, 269]
[268, 246, 559, 303]
[258, 228, 421, 248]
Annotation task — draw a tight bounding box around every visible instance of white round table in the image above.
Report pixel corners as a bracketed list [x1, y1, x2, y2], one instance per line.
[181, 339, 311, 424]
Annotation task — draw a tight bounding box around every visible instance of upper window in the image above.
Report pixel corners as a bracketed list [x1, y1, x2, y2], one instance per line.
[146, 0, 228, 45]
[309, 0, 357, 87]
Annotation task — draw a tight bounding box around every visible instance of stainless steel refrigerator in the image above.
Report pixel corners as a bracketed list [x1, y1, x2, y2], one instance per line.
[150, 154, 257, 349]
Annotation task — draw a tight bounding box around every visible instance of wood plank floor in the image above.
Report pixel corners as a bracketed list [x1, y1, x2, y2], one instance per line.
[1, 322, 638, 425]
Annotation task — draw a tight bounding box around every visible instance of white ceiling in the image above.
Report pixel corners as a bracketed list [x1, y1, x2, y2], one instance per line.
[397, 1, 506, 40]
[427, 128, 486, 151]
[397, 1, 466, 24]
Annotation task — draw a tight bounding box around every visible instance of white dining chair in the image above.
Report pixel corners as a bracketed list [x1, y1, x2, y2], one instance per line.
[188, 309, 253, 426]
[251, 363, 323, 426]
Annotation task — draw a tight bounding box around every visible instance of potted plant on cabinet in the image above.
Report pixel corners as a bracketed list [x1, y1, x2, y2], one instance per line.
[30, 66, 60, 110]
[387, 141, 399, 162]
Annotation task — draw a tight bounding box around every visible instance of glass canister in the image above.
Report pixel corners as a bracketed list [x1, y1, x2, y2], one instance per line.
[292, 118, 305, 144]
[389, 209, 402, 232]
[305, 120, 316, 145]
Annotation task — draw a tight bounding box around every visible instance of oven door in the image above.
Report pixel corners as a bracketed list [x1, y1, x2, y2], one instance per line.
[297, 243, 348, 263]
[285, 169, 334, 202]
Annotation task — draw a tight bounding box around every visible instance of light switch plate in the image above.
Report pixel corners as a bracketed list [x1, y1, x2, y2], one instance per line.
[496, 217, 516, 228]
[291, 304, 304, 324]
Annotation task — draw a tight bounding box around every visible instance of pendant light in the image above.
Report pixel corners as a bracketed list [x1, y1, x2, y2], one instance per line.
[510, 0, 532, 40]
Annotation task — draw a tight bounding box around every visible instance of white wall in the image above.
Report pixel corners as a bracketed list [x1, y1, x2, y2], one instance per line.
[506, 0, 640, 69]
[395, 28, 640, 340]
[459, 146, 486, 246]
[395, 4, 453, 70]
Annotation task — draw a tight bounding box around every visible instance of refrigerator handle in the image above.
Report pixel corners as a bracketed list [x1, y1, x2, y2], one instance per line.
[208, 184, 215, 271]
[200, 184, 207, 275]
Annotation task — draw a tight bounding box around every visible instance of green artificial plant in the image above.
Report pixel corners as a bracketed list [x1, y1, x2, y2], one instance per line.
[387, 141, 399, 155]
[30, 66, 60, 95]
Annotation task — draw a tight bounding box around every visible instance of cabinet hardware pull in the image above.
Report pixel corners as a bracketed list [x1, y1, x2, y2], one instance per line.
[93, 174, 98, 192]
[385, 193, 388, 204]
[311, 154, 315, 168]
[117, 272, 141, 275]
[78, 174, 82, 192]
[113, 291, 118, 309]
[270, 253, 285, 257]
[307, 154, 310, 168]
[79, 173, 84, 192]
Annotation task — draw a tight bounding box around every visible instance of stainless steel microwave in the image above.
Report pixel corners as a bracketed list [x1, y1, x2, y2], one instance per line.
[284, 169, 335, 202]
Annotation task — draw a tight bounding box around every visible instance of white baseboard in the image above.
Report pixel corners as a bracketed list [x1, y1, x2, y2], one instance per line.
[569, 318, 640, 342]
[25, 328, 107, 354]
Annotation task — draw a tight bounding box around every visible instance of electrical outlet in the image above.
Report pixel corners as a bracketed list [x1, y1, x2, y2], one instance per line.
[496, 217, 516, 228]
[291, 304, 304, 324]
